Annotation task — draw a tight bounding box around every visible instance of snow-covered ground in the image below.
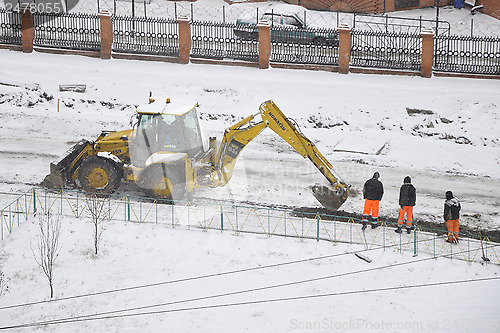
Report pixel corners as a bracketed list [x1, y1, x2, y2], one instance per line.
[0, 22, 499, 331]
[0, 216, 499, 332]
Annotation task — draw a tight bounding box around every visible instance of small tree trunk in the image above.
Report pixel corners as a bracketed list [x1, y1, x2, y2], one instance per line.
[95, 223, 98, 255]
[86, 194, 108, 257]
[32, 212, 61, 299]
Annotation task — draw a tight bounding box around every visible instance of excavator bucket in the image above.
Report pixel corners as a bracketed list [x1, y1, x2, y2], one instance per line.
[311, 184, 348, 211]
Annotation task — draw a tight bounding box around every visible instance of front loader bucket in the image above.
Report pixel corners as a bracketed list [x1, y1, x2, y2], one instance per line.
[40, 139, 92, 189]
[40, 169, 65, 189]
[311, 184, 348, 211]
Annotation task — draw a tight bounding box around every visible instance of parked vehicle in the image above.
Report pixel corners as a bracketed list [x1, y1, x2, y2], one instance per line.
[234, 6, 339, 46]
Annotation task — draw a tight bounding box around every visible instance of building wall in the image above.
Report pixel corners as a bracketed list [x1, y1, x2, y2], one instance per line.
[385, 0, 453, 13]
[296, 0, 386, 13]
[230, 0, 498, 19]
[287, 0, 493, 15]
[477, 0, 500, 20]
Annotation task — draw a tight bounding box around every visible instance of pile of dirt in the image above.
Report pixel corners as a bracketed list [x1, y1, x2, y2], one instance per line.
[290, 206, 500, 242]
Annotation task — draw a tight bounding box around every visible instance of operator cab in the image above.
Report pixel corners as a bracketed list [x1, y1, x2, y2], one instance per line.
[130, 97, 204, 166]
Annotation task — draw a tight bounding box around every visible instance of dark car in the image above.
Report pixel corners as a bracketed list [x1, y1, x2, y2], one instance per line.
[234, 9, 339, 46]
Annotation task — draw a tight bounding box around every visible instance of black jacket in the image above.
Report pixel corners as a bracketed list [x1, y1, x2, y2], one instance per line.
[444, 197, 461, 221]
[363, 178, 384, 201]
[399, 184, 416, 207]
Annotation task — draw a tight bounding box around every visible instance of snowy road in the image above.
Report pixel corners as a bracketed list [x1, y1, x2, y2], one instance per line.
[1, 132, 499, 234]
[0, 49, 499, 232]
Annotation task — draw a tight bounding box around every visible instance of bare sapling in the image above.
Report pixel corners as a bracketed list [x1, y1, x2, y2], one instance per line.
[32, 211, 61, 299]
[0, 267, 5, 297]
[86, 194, 109, 256]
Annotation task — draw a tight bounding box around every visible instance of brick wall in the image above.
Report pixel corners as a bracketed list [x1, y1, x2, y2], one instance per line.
[296, 0, 385, 13]
[286, 0, 457, 14]
[386, 0, 453, 12]
[476, 0, 500, 19]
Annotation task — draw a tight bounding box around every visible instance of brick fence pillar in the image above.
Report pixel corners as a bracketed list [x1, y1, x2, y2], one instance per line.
[257, 20, 271, 69]
[98, 10, 112, 59]
[177, 16, 191, 64]
[421, 29, 434, 78]
[21, 5, 34, 53]
[338, 24, 351, 74]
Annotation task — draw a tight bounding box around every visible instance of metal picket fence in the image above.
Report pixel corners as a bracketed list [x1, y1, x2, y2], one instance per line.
[1, 9, 500, 76]
[434, 34, 500, 75]
[270, 26, 339, 65]
[0, 8, 21, 45]
[191, 21, 258, 62]
[1, 187, 499, 266]
[33, 12, 101, 51]
[351, 30, 422, 71]
[112, 15, 178, 56]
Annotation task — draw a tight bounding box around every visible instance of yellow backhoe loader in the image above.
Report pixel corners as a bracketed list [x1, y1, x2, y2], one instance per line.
[41, 98, 349, 210]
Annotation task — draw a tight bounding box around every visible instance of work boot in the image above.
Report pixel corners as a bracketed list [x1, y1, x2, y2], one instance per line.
[406, 227, 412, 234]
[361, 222, 367, 231]
[395, 227, 402, 234]
[446, 238, 453, 243]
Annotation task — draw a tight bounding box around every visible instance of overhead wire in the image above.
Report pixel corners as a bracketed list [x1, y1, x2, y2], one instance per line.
[0, 241, 389, 311]
[1, 241, 496, 330]
[0, 232, 488, 314]
[2, 275, 499, 330]
[4, 249, 445, 324]
[0, 231, 452, 312]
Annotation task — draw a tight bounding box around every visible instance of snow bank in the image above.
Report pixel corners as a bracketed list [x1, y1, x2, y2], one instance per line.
[0, 216, 499, 332]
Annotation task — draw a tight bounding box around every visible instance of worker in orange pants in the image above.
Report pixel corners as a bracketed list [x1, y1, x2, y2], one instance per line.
[396, 176, 416, 234]
[362, 172, 384, 230]
[446, 219, 460, 243]
[444, 191, 461, 243]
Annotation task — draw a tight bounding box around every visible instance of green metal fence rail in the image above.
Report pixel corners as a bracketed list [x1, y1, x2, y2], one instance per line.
[1, 187, 499, 266]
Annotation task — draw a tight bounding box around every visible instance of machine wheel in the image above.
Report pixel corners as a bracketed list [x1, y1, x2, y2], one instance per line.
[139, 163, 185, 200]
[78, 156, 121, 194]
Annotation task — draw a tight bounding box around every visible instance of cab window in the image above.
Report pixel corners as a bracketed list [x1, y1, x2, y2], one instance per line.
[283, 15, 302, 28]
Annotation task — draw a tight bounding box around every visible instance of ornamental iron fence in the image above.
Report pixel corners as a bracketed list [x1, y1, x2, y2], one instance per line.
[112, 15, 178, 56]
[270, 26, 339, 65]
[1, 187, 499, 266]
[3, 0, 500, 37]
[354, 12, 450, 37]
[351, 30, 422, 71]
[434, 34, 500, 75]
[42, 0, 476, 36]
[191, 21, 258, 62]
[1, 10, 499, 77]
[33, 12, 101, 51]
[0, 7, 21, 45]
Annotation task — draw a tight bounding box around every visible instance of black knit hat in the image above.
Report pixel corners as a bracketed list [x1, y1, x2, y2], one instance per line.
[446, 191, 453, 200]
[373, 172, 380, 179]
[404, 176, 411, 184]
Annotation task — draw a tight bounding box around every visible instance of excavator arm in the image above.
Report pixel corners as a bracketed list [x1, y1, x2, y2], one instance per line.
[213, 100, 349, 210]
